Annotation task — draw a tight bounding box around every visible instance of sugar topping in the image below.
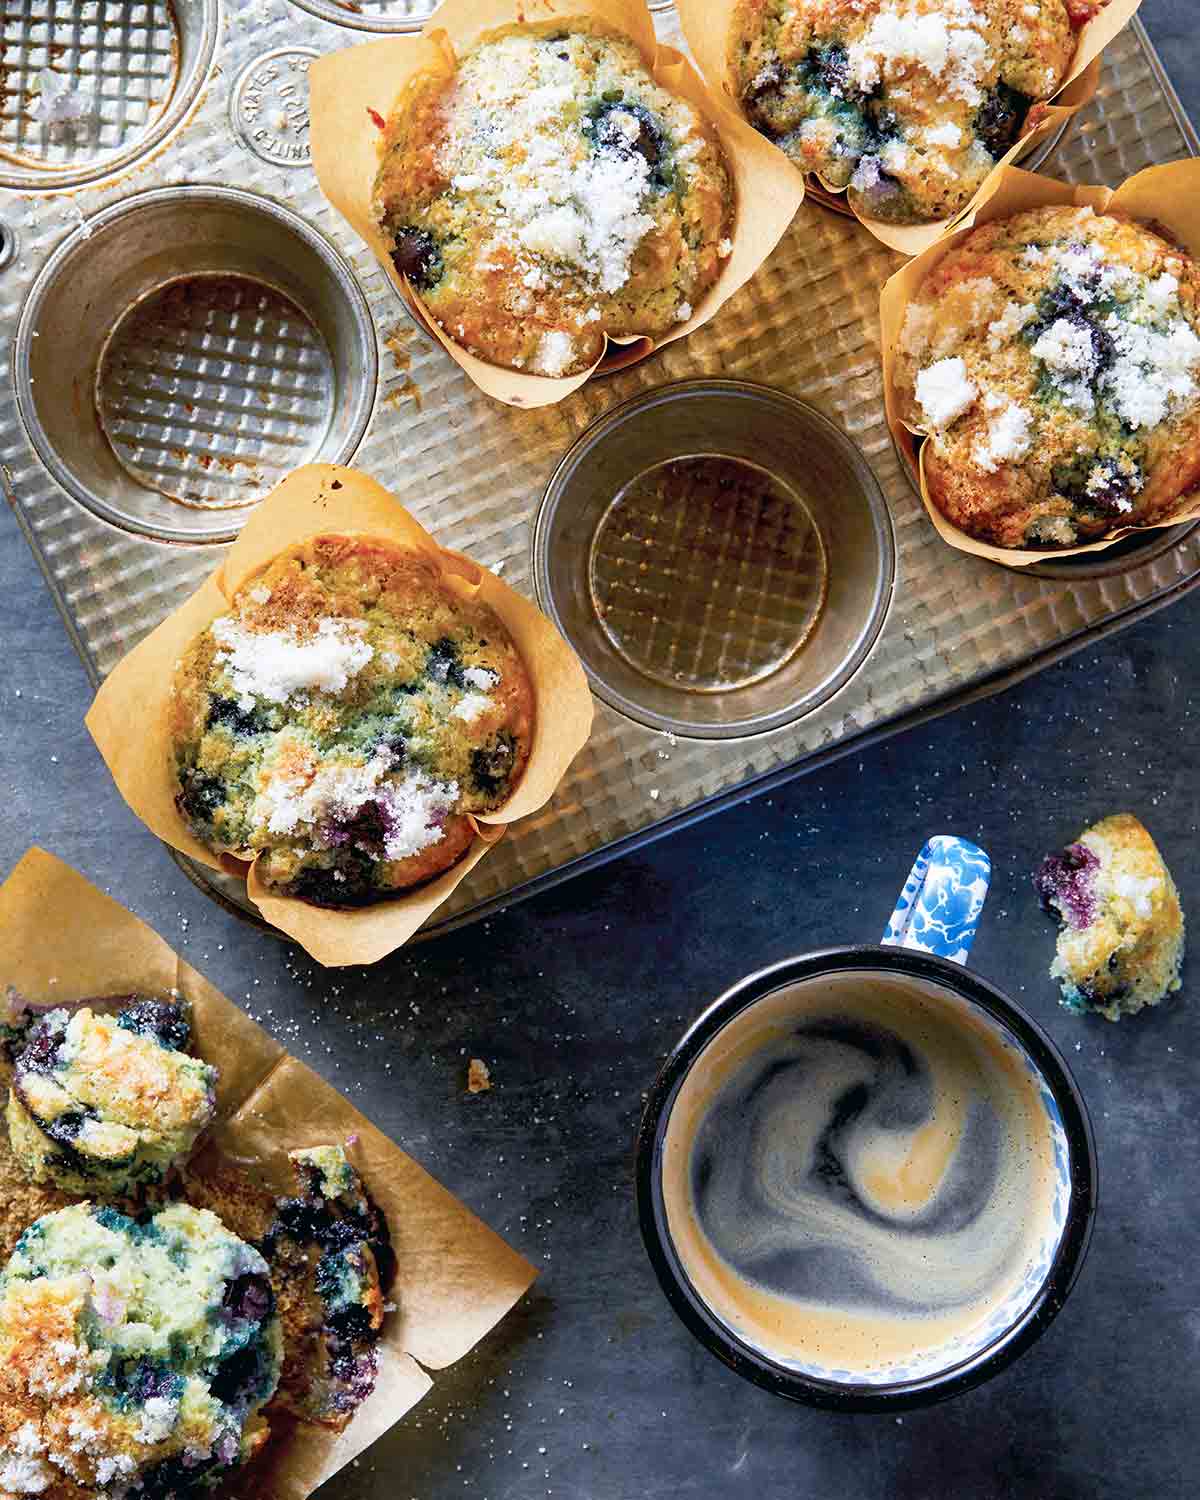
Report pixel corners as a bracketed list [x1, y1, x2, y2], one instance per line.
[452, 692, 494, 723]
[213, 617, 374, 711]
[1113, 871, 1161, 918]
[1100, 313, 1200, 430]
[972, 400, 1032, 473]
[0, 1453, 52, 1494]
[532, 330, 578, 378]
[847, 0, 991, 106]
[915, 356, 977, 428]
[255, 741, 459, 863]
[434, 33, 700, 302]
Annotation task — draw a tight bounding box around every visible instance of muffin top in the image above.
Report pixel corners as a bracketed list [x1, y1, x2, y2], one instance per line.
[729, 0, 1085, 224]
[0, 1201, 281, 1500]
[7, 999, 217, 1197]
[170, 534, 534, 908]
[894, 205, 1200, 546]
[372, 20, 735, 376]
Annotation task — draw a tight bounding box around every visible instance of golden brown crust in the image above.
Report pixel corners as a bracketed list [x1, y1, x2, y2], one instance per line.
[894, 205, 1200, 547]
[372, 20, 734, 376]
[170, 535, 535, 907]
[728, 0, 1079, 225]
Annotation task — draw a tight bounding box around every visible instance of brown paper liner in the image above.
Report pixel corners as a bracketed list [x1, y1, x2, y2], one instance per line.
[879, 161, 1200, 566]
[678, 0, 1139, 254]
[85, 464, 594, 965]
[0, 848, 537, 1500]
[308, 0, 804, 409]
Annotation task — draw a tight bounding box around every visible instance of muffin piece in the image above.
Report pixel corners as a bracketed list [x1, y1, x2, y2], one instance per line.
[1035, 813, 1185, 1020]
[170, 534, 535, 908]
[0, 1201, 281, 1499]
[729, 0, 1085, 225]
[372, 20, 735, 377]
[262, 1147, 394, 1428]
[894, 205, 1200, 546]
[6, 999, 217, 1197]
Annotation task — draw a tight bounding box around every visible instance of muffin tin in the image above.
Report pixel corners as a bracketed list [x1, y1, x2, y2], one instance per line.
[3, 3, 1199, 936]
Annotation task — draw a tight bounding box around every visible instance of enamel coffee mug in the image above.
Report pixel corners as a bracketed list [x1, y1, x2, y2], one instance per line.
[636, 837, 1097, 1410]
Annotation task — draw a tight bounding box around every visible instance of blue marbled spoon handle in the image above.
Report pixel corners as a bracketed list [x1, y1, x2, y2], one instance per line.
[882, 836, 991, 965]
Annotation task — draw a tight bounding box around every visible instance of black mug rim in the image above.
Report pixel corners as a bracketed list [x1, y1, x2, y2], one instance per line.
[634, 946, 1098, 1413]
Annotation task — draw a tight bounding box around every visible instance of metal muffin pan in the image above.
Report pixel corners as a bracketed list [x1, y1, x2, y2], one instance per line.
[533, 381, 895, 739]
[285, 0, 673, 32]
[0, 0, 220, 192]
[2, 4, 1199, 938]
[14, 185, 377, 543]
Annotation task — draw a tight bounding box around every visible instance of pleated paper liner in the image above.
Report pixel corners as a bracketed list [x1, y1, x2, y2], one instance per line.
[308, 0, 804, 409]
[0, 848, 537, 1500]
[676, 0, 1141, 255]
[84, 464, 594, 966]
[879, 161, 1200, 568]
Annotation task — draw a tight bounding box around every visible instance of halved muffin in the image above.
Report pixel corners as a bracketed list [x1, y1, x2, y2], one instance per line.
[0, 1201, 281, 1499]
[1035, 813, 1185, 1019]
[6, 999, 216, 1197]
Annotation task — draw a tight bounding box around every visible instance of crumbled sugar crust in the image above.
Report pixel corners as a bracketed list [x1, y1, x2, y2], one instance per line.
[212, 617, 374, 711]
[915, 356, 977, 428]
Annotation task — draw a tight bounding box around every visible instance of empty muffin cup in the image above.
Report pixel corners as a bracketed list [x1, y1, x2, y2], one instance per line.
[0, 0, 219, 191]
[14, 185, 377, 544]
[532, 380, 895, 739]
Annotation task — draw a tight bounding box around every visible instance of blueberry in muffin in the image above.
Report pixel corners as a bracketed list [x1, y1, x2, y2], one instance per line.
[262, 1147, 393, 1427]
[0, 1201, 281, 1499]
[170, 534, 535, 908]
[729, 0, 1093, 225]
[1035, 813, 1185, 1020]
[894, 205, 1200, 547]
[372, 21, 735, 377]
[6, 998, 217, 1197]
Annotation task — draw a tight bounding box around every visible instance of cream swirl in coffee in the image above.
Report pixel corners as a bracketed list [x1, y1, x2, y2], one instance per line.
[661, 973, 1063, 1376]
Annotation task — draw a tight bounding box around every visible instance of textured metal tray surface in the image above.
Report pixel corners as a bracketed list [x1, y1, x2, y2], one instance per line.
[2, 5, 1198, 935]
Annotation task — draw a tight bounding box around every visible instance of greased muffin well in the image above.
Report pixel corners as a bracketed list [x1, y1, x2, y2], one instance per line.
[0, 1201, 281, 1500]
[1035, 813, 1185, 1020]
[170, 535, 534, 908]
[372, 21, 735, 377]
[894, 205, 1200, 546]
[729, 0, 1092, 225]
[6, 999, 216, 1197]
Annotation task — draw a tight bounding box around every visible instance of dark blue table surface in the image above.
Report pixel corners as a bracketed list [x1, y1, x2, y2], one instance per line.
[2, 8, 1197, 1496]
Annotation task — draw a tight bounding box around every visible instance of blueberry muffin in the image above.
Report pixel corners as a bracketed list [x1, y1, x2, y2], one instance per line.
[181, 1145, 393, 1431]
[372, 21, 735, 377]
[1035, 813, 1185, 1020]
[6, 999, 217, 1198]
[0, 1201, 281, 1499]
[261, 1147, 393, 1427]
[170, 535, 535, 908]
[894, 205, 1200, 546]
[729, 0, 1091, 224]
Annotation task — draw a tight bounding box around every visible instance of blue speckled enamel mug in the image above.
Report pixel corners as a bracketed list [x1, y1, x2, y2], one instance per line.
[637, 837, 1096, 1411]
